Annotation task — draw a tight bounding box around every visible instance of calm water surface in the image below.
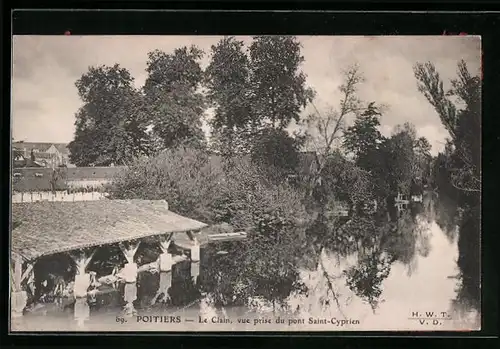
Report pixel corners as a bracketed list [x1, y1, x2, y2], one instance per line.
[11, 197, 480, 331]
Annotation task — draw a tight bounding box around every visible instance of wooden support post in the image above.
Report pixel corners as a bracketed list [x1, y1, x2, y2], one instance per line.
[151, 234, 173, 306]
[21, 262, 36, 301]
[10, 256, 28, 318]
[118, 241, 141, 317]
[188, 232, 201, 284]
[14, 257, 22, 291]
[118, 241, 141, 265]
[70, 249, 96, 328]
[151, 271, 172, 306]
[73, 297, 89, 329]
[158, 233, 173, 272]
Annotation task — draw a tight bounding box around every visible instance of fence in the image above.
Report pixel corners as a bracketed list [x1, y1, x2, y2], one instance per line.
[12, 191, 107, 203]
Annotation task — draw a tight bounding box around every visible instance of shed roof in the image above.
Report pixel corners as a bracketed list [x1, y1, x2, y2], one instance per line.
[11, 200, 208, 261]
[65, 166, 127, 180]
[12, 168, 68, 192]
[11, 167, 127, 192]
[53, 143, 70, 154]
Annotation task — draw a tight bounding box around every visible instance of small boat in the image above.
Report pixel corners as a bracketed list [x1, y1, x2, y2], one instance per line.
[207, 231, 247, 242]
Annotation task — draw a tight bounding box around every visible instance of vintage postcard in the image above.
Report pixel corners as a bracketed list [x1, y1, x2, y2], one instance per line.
[10, 35, 481, 332]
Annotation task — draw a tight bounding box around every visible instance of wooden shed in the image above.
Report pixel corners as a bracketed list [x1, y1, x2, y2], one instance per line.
[10, 199, 209, 322]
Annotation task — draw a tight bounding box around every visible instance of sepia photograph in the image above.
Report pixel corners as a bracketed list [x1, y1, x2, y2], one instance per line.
[10, 35, 481, 332]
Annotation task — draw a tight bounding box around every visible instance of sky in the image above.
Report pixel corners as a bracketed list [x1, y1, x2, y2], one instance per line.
[12, 35, 481, 155]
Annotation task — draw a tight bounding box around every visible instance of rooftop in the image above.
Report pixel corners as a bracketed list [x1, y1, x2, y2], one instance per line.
[65, 166, 127, 180]
[13, 142, 70, 155]
[34, 152, 59, 159]
[12, 167, 127, 192]
[11, 200, 208, 261]
[12, 168, 68, 192]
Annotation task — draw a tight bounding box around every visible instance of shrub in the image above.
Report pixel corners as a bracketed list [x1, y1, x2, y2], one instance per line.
[108, 148, 310, 307]
[109, 148, 222, 223]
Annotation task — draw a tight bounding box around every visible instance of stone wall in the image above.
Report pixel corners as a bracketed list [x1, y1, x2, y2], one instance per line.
[12, 191, 107, 203]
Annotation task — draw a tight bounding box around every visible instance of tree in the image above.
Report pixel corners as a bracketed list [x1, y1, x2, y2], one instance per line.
[68, 64, 151, 166]
[343, 102, 385, 167]
[413, 60, 480, 193]
[12, 146, 25, 168]
[340, 102, 390, 199]
[248, 36, 315, 130]
[144, 46, 207, 151]
[250, 127, 305, 180]
[415, 137, 431, 156]
[413, 137, 432, 186]
[109, 148, 218, 224]
[385, 123, 418, 195]
[302, 65, 384, 201]
[208, 160, 309, 310]
[414, 60, 481, 309]
[205, 37, 255, 156]
[305, 64, 365, 159]
[316, 152, 375, 215]
[109, 148, 310, 310]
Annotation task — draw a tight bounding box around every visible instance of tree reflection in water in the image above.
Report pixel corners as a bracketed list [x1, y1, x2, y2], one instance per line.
[343, 250, 392, 312]
[144, 192, 477, 321]
[432, 188, 480, 316]
[327, 201, 432, 312]
[455, 205, 480, 311]
[196, 198, 438, 316]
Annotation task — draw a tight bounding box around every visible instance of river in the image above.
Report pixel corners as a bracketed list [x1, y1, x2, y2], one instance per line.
[11, 196, 480, 332]
[286, 219, 479, 331]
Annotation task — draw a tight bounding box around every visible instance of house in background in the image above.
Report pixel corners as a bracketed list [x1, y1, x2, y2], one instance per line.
[65, 167, 127, 189]
[12, 167, 67, 191]
[284, 151, 321, 185]
[11, 166, 126, 203]
[12, 141, 74, 168]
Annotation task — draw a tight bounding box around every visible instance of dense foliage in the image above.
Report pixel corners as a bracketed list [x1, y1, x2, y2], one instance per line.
[204, 37, 254, 156]
[68, 65, 151, 166]
[65, 37, 479, 314]
[144, 46, 207, 151]
[250, 127, 304, 180]
[109, 148, 309, 308]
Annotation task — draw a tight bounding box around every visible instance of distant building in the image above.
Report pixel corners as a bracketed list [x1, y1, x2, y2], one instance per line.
[11, 166, 126, 203]
[12, 167, 67, 192]
[65, 167, 127, 189]
[12, 141, 73, 168]
[297, 151, 320, 177]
